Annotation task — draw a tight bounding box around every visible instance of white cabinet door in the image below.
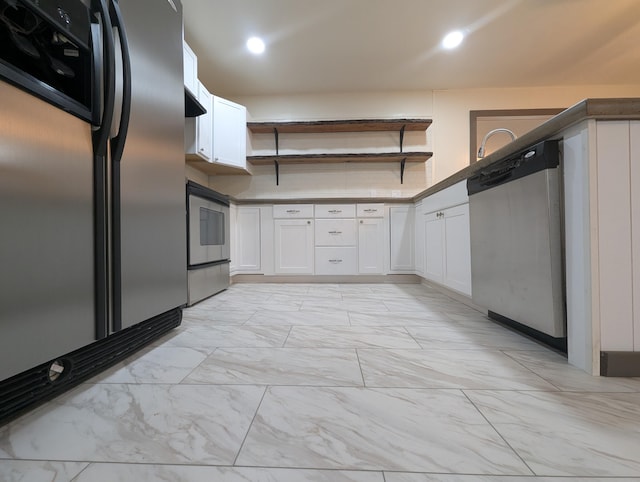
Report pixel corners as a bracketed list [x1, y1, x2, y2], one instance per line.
[212, 96, 247, 169]
[422, 204, 471, 296]
[196, 82, 212, 160]
[185, 80, 212, 161]
[443, 204, 472, 295]
[236, 207, 261, 272]
[358, 218, 384, 274]
[183, 41, 197, 96]
[424, 211, 444, 283]
[389, 206, 415, 272]
[414, 203, 425, 275]
[274, 219, 314, 274]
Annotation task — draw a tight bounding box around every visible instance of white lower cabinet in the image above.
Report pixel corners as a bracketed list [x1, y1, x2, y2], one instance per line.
[424, 210, 444, 282]
[315, 247, 357, 275]
[389, 206, 415, 272]
[414, 202, 425, 275]
[422, 203, 471, 296]
[274, 218, 314, 274]
[235, 207, 261, 272]
[358, 218, 385, 274]
[315, 219, 357, 246]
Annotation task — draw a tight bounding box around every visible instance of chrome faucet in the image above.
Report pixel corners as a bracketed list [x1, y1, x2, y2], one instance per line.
[477, 128, 517, 158]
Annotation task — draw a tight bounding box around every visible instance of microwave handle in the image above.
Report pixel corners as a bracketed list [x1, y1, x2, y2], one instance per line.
[91, 0, 116, 157]
[108, 0, 132, 165]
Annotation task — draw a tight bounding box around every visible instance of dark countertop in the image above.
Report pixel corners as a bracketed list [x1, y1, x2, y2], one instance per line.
[231, 98, 640, 206]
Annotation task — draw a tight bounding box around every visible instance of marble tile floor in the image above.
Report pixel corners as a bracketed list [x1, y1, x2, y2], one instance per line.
[2, 282, 640, 481]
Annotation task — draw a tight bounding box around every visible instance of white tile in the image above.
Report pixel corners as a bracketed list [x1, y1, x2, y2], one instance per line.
[348, 311, 451, 326]
[165, 325, 291, 350]
[504, 350, 640, 392]
[0, 383, 264, 464]
[247, 310, 350, 326]
[406, 324, 546, 351]
[182, 309, 256, 325]
[0, 460, 88, 482]
[88, 345, 208, 384]
[285, 326, 421, 349]
[184, 348, 363, 386]
[301, 300, 389, 313]
[75, 464, 384, 482]
[384, 474, 640, 482]
[466, 390, 640, 476]
[237, 386, 531, 474]
[358, 349, 558, 390]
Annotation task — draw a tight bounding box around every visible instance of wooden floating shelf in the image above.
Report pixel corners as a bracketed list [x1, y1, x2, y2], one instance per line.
[247, 118, 432, 134]
[247, 151, 433, 166]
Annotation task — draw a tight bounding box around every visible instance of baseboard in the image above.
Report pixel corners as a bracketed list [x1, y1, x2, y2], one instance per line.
[231, 274, 422, 284]
[600, 351, 640, 377]
[419, 279, 485, 313]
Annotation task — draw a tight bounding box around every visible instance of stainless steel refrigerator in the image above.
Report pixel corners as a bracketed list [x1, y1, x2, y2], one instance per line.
[0, 0, 186, 422]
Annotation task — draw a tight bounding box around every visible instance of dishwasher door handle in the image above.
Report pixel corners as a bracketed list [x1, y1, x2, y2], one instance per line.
[480, 170, 513, 187]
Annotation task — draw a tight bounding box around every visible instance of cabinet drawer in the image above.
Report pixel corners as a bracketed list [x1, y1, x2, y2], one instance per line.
[273, 204, 314, 218]
[357, 203, 384, 218]
[315, 247, 357, 275]
[315, 219, 357, 246]
[314, 204, 356, 218]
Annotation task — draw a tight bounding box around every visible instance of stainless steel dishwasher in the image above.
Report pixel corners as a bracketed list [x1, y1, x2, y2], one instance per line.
[467, 140, 566, 348]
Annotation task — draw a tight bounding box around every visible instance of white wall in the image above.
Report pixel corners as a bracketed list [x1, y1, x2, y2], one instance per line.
[205, 85, 640, 198]
[209, 91, 434, 199]
[432, 84, 640, 183]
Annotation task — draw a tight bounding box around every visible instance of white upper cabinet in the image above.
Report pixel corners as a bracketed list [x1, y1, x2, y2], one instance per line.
[212, 96, 247, 169]
[183, 41, 197, 96]
[184, 80, 212, 161]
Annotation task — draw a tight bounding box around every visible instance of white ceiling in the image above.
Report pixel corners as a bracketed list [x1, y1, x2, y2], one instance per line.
[182, 0, 640, 98]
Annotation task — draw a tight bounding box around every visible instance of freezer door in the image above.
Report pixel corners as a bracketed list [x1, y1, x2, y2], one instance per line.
[0, 83, 96, 381]
[115, 0, 187, 330]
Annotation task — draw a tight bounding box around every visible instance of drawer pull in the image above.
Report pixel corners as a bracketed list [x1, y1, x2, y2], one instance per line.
[328, 209, 342, 214]
[286, 209, 300, 214]
[329, 259, 343, 264]
[328, 230, 342, 235]
[364, 209, 377, 213]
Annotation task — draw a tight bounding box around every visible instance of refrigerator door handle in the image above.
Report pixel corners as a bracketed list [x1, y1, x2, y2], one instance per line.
[91, 0, 116, 157]
[109, 0, 132, 165]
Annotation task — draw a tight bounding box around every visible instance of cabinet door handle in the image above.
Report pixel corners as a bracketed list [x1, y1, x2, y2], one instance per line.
[307, 220, 311, 224]
[360, 220, 364, 224]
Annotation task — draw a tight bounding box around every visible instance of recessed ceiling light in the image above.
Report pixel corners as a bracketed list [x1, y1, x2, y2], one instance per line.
[246, 36, 265, 55]
[442, 30, 464, 49]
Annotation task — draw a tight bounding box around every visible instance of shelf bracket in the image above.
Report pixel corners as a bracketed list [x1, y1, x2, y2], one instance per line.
[273, 127, 279, 155]
[274, 159, 280, 186]
[399, 125, 406, 153]
[400, 157, 406, 184]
